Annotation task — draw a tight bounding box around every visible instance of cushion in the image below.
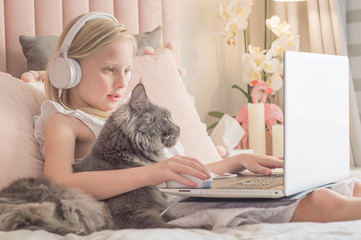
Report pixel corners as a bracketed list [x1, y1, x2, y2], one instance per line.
[19, 35, 59, 71]
[19, 26, 162, 71]
[0, 72, 46, 190]
[126, 48, 221, 164]
[134, 26, 162, 55]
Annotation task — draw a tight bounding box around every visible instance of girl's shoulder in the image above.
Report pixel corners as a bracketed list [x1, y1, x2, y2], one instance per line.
[34, 100, 105, 160]
[36, 100, 105, 136]
[45, 109, 79, 135]
[35, 100, 79, 135]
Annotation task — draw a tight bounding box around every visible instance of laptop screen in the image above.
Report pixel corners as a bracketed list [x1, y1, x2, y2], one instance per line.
[283, 51, 350, 196]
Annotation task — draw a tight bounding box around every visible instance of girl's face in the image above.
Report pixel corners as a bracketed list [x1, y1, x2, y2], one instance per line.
[69, 40, 134, 112]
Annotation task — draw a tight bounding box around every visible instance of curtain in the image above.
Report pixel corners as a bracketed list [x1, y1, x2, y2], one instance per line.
[345, 0, 361, 166]
[269, 0, 361, 166]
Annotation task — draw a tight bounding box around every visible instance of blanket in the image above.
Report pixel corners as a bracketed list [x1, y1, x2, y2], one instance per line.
[1, 220, 361, 240]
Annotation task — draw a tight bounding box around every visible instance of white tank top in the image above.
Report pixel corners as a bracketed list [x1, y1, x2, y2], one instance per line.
[34, 100, 184, 163]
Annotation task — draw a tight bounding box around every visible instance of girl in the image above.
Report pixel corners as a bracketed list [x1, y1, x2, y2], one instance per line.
[35, 12, 361, 227]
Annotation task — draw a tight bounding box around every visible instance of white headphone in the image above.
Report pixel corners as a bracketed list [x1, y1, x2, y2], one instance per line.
[49, 12, 118, 89]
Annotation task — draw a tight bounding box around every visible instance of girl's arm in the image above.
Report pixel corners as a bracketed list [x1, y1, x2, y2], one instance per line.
[44, 114, 210, 200]
[205, 153, 284, 176]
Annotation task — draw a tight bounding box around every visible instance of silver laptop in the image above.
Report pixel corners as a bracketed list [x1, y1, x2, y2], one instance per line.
[161, 51, 350, 199]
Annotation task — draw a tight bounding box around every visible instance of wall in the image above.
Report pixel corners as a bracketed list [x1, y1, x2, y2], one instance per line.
[179, 0, 223, 128]
[179, 0, 276, 128]
[346, 0, 361, 117]
[179, 0, 359, 127]
[179, 0, 254, 128]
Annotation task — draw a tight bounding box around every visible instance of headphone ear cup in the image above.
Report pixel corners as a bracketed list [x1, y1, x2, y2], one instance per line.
[49, 56, 82, 89]
[66, 58, 82, 89]
[49, 12, 118, 90]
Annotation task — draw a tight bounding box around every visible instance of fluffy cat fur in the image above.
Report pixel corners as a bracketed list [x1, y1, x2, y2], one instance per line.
[73, 83, 180, 229]
[0, 177, 111, 235]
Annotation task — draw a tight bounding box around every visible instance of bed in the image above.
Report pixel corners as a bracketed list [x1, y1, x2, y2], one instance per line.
[1, 0, 361, 239]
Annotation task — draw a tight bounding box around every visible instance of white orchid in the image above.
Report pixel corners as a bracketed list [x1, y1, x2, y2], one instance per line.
[219, 0, 253, 21]
[286, 34, 300, 51]
[217, 3, 300, 101]
[271, 37, 285, 57]
[271, 34, 300, 57]
[277, 62, 284, 75]
[243, 60, 262, 83]
[218, 0, 254, 45]
[266, 15, 291, 37]
[261, 50, 280, 73]
[241, 15, 299, 95]
[267, 73, 283, 92]
[243, 45, 265, 64]
[210, 10, 294, 131]
[242, 45, 267, 83]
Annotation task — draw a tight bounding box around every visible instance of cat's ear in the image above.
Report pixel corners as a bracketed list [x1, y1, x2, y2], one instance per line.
[130, 83, 149, 111]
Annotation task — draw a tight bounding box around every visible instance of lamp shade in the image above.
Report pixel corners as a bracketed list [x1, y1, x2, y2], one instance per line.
[273, 0, 306, 2]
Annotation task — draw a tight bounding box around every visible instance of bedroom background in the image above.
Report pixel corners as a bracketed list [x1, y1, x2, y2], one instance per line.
[2, 1, 361, 238]
[0, 0, 359, 165]
[179, 0, 361, 165]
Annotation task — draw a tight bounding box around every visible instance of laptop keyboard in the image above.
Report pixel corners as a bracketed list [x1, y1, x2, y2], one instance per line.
[219, 174, 284, 189]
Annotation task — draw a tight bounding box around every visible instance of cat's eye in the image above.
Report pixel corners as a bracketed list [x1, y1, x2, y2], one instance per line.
[164, 116, 173, 124]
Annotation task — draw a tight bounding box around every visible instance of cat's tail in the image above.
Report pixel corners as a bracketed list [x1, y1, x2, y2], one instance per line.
[0, 202, 81, 234]
[0, 199, 112, 235]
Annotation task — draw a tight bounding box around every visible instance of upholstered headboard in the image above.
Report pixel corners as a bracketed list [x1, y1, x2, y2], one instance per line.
[0, 0, 222, 189]
[0, 0, 180, 78]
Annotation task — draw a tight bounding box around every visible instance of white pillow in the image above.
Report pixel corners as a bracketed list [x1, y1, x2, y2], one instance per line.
[0, 72, 46, 189]
[126, 48, 221, 164]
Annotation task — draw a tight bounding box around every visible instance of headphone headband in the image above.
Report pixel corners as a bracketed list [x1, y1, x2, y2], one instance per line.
[62, 12, 118, 53]
[49, 12, 118, 90]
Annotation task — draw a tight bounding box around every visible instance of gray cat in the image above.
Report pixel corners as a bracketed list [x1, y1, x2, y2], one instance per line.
[73, 83, 181, 229]
[0, 177, 111, 235]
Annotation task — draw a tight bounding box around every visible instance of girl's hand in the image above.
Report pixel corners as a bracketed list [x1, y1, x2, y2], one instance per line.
[206, 153, 284, 176]
[147, 155, 211, 187]
[238, 153, 284, 175]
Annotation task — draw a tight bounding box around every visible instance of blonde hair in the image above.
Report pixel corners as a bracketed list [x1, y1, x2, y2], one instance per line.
[44, 14, 137, 114]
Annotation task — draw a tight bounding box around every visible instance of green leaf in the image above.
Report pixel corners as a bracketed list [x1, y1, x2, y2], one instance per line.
[232, 84, 252, 103]
[207, 111, 225, 131]
[208, 111, 225, 119]
[207, 121, 219, 131]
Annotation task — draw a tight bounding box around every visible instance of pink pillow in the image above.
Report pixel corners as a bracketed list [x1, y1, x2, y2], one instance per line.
[127, 48, 221, 164]
[0, 72, 46, 189]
